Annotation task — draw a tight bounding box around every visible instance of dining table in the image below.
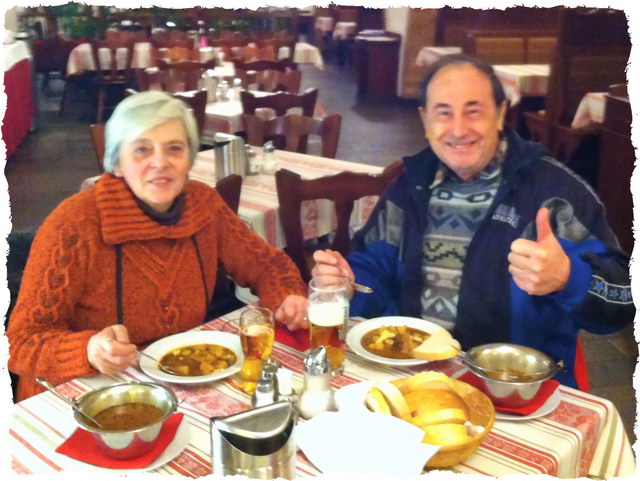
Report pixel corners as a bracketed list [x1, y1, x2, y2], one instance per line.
[414, 46, 463, 68]
[571, 92, 606, 129]
[66, 41, 324, 77]
[492, 64, 550, 106]
[9, 309, 635, 478]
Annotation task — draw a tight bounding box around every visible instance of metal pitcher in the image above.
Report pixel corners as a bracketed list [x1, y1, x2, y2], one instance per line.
[211, 400, 297, 479]
[213, 133, 247, 179]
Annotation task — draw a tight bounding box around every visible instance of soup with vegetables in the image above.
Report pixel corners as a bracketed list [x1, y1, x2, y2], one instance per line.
[92, 403, 165, 431]
[159, 343, 237, 376]
[361, 325, 429, 359]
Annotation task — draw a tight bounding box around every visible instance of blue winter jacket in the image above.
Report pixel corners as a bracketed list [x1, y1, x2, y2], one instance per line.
[348, 128, 634, 388]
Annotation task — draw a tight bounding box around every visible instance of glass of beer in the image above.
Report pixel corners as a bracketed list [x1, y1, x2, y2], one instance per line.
[239, 307, 275, 394]
[308, 276, 349, 376]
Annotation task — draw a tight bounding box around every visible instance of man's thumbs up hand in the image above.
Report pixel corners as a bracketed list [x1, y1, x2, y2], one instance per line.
[508, 208, 571, 295]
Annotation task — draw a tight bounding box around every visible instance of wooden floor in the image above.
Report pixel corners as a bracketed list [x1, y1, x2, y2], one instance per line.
[5, 54, 636, 444]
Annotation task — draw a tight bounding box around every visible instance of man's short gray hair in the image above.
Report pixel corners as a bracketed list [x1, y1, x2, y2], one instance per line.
[103, 91, 199, 173]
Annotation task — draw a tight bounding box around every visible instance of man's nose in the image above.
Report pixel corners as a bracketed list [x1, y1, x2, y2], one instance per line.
[450, 113, 468, 137]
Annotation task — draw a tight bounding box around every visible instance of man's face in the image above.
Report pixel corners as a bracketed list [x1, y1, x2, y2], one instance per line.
[420, 63, 506, 182]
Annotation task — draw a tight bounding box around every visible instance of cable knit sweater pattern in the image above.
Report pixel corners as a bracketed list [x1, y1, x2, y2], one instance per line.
[8, 174, 306, 400]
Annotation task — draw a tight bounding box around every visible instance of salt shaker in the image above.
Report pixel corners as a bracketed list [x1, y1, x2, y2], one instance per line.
[245, 144, 259, 175]
[298, 346, 336, 419]
[252, 369, 277, 408]
[262, 141, 277, 174]
[232, 77, 243, 100]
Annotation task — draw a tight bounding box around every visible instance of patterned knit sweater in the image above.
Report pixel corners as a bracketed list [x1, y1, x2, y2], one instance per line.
[7, 174, 306, 401]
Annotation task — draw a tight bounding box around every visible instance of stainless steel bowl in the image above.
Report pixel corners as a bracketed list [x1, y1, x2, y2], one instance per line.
[73, 381, 178, 460]
[462, 344, 564, 408]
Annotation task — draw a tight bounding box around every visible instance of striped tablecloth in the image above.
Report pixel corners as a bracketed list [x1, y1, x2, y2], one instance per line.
[493, 64, 550, 106]
[571, 92, 606, 129]
[9, 311, 635, 477]
[190, 148, 383, 249]
[415, 46, 462, 68]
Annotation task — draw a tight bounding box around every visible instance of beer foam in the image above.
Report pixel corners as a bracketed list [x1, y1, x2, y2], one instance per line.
[308, 301, 347, 327]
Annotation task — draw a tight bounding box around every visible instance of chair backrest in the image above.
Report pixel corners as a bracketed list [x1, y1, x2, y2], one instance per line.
[465, 35, 526, 64]
[157, 59, 204, 92]
[90, 39, 134, 82]
[89, 124, 106, 173]
[215, 173, 243, 213]
[526, 36, 557, 63]
[150, 37, 194, 50]
[234, 58, 296, 73]
[240, 88, 318, 116]
[275, 161, 404, 281]
[255, 68, 301, 93]
[242, 113, 342, 159]
[543, 8, 630, 133]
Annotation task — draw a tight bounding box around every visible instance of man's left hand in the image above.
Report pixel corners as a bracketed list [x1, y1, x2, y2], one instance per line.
[508, 207, 571, 295]
[274, 295, 308, 331]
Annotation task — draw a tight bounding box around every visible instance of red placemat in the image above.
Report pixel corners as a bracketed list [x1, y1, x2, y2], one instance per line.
[55, 412, 184, 469]
[458, 370, 560, 416]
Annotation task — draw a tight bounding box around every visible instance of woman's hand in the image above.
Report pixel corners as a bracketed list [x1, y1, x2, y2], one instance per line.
[275, 295, 308, 331]
[87, 325, 138, 374]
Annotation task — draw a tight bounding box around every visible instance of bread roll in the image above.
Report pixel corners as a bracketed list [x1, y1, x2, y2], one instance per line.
[411, 408, 467, 427]
[410, 389, 468, 417]
[365, 387, 391, 415]
[392, 371, 454, 394]
[421, 423, 470, 446]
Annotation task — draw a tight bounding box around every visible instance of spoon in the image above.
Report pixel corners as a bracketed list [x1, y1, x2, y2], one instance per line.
[350, 281, 374, 294]
[137, 350, 183, 375]
[36, 377, 104, 428]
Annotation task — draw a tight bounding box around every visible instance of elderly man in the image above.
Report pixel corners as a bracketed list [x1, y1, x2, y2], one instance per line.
[312, 54, 633, 389]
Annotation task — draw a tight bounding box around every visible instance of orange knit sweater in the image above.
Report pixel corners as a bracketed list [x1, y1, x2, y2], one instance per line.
[8, 174, 306, 401]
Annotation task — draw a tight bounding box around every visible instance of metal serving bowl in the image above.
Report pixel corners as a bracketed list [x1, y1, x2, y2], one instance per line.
[73, 381, 178, 460]
[462, 344, 564, 408]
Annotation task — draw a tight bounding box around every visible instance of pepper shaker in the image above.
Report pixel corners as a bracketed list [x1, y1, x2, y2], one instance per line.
[298, 346, 336, 419]
[262, 140, 277, 174]
[252, 370, 276, 407]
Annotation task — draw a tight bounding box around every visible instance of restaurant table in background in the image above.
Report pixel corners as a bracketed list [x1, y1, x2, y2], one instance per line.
[3, 40, 35, 158]
[571, 92, 606, 129]
[190, 148, 383, 249]
[314, 16, 334, 33]
[292, 42, 324, 69]
[414, 46, 462, 68]
[332, 22, 358, 40]
[493, 64, 550, 106]
[9, 310, 634, 477]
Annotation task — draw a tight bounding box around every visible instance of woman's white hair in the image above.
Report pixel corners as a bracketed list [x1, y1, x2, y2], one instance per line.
[103, 91, 199, 173]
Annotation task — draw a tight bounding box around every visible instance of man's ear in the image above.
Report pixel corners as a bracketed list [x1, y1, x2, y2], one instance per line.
[418, 106, 427, 125]
[496, 100, 508, 132]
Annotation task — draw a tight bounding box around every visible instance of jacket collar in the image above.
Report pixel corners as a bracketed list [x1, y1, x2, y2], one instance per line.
[95, 174, 216, 244]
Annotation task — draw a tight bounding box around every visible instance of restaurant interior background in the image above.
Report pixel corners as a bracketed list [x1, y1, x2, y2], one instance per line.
[2, 1, 637, 446]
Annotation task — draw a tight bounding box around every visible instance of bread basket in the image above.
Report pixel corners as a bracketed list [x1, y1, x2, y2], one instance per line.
[425, 378, 495, 468]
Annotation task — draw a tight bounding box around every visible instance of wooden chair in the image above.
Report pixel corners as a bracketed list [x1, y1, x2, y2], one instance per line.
[150, 37, 194, 50]
[464, 34, 526, 64]
[89, 124, 106, 174]
[524, 8, 630, 163]
[255, 68, 302, 93]
[275, 161, 404, 281]
[156, 59, 204, 92]
[89, 39, 135, 123]
[257, 36, 297, 61]
[526, 36, 557, 63]
[242, 113, 342, 159]
[234, 58, 296, 73]
[240, 88, 318, 116]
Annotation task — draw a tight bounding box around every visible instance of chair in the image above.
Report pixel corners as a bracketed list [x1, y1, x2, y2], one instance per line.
[524, 8, 630, 163]
[89, 38, 135, 123]
[234, 58, 296, 73]
[464, 34, 526, 64]
[156, 59, 204, 92]
[275, 161, 404, 281]
[255, 69, 302, 93]
[32, 35, 63, 92]
[89, 124, 106, 174]
[209, 174, 244, 319]
[526, 36, 557, 64]
[242, 113, 342, 159]
[150, 37, 194, 50]
[240, 88, 318, 116]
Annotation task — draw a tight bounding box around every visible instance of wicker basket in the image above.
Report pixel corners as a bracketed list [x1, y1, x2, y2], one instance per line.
[424, 378, 495, 468]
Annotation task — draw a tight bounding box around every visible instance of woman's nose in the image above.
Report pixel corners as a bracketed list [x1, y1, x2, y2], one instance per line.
[149, 149, 169, 167]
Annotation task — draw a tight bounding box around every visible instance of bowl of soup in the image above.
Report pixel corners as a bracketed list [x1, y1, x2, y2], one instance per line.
[73, 381, 178, 459]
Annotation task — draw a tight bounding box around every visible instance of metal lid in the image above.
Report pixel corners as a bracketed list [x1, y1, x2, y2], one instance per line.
[304, 346, 330, 375]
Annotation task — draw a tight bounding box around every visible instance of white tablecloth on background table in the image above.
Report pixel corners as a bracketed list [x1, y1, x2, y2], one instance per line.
[332, 21, 358, 40]
[414, 46, 462, 68]
[571, 92, 606, 129]
[493, 64, 550, 106]
[314, 16, 334, 33]
[3, 39, 31, 71]
[292, 42, 324, 69]
[9, 311, 635, 478]
[190, 148, 383, 249]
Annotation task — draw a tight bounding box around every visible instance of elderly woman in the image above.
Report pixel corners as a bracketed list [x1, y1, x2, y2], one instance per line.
[8, 91, 308, 401]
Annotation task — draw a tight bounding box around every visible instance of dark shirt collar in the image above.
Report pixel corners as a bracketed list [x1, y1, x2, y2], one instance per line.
[134, 193, 185, 226]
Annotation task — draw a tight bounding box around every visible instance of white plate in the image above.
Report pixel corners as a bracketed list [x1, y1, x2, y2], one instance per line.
[55, 415, 191, 474]
[346, 316, 446, 367]
[140, 331, 243, 384]
[495, 388, 562, 421]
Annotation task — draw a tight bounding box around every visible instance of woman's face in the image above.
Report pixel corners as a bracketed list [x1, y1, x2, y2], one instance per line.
[115, 119, 191, 213]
